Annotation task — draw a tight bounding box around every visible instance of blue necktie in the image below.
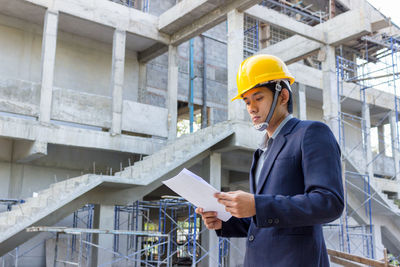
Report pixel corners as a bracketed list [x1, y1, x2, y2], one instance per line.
[255, 138, 274, 188]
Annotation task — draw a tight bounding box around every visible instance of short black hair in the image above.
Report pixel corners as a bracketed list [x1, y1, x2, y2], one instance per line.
[263, 81, 293, 114]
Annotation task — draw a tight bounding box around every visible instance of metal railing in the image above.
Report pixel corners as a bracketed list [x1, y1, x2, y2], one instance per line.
[27, 226, 170, 267]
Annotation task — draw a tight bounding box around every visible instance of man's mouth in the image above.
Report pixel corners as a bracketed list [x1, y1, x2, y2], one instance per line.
[252, 116, 261, 122]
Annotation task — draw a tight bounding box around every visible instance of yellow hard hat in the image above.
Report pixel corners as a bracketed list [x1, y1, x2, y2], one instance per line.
[232, 54, 295, 101]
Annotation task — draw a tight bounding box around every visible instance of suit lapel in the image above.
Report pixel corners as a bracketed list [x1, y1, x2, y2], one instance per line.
[256, 118, 300, 194]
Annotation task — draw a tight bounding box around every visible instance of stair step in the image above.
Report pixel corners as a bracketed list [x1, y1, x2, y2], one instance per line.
[0, 213, 25, 226]
[0, 216, 8, 225]
[116, 124, 232, 180]
[23, 198, 48, 211]
[117, 124, 230, 179]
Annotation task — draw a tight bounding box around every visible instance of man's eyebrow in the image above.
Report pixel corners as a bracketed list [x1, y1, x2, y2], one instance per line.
[243, 91, 262, 101]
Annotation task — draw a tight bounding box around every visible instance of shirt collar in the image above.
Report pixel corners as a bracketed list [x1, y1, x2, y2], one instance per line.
[271, 114, 293, 139]
[258, 114, 293, 150]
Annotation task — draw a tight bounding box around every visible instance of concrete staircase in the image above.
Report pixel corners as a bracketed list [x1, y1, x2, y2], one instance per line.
[343, 148, 400, 257]
[343, 150, 400, 215]
[0, 174, 104, 256]
[115, 120, 235, 182]
[0, 121, 235, 256]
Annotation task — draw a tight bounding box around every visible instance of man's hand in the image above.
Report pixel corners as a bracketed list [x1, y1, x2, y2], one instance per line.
[195, 208, 222, 230]
[215, 190, 256, 218]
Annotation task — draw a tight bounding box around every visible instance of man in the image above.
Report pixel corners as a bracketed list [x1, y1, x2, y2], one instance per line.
[196, 54, 344, 266]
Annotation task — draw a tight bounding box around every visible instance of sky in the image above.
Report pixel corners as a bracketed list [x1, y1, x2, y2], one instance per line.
[367, 0, 400, 26]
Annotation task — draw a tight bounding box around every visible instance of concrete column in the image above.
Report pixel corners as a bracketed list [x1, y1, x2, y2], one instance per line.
[208, 153, 221, 190]
[296, 83, 307, 120]
[228, 238, 246, 265]
[362, 103, 374, 187]
[377, 125, 385, 154]
[389, 111, 400, 181]
[91, 204, 115, 267]
[221, 169, 229, 190]
[39, 10, 58, 123]
[373, 222, 384, 261]
[134, 205, 144, 267]
[111, 29, 126, 135]
[322, 45, 340, 140]
[259, 23, 270, 49]
[7, 163, 23, 199]
[138, 62, 147, 103]
[201, 153, 221, 267]
[167, 45, 178, 140]
[227, 9, 246, 122]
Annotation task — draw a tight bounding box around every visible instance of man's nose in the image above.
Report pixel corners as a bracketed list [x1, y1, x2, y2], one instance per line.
[248, 102, 257, 113]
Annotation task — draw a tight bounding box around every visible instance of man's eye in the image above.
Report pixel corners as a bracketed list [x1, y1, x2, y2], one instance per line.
[256, 97, 263, 101]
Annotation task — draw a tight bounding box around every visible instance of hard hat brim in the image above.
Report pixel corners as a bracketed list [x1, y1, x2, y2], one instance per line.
[231, 77, 295, 101]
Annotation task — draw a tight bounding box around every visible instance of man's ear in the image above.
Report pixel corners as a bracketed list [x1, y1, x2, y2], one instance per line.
[280, 88, 290, 105]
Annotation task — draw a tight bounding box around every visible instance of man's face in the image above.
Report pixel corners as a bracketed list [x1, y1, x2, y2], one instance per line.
[242, 87, 274, 125]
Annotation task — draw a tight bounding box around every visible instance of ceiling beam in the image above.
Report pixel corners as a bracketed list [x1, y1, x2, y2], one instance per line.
[257, 7, 372, 64]
[158, 0, 214, 34]
[25, 0, 170, 44]
[170, 0, 262, 46]
[245, 5, 325, 43]
[138, 43, 168, 63]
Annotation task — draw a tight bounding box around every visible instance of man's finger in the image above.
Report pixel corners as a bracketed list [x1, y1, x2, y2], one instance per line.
[205, 218, 219, 225]
[218, 199, 235, 207]
[195, 207, 203, 214]
[202, 212, 217, 218]
[210, 222, 220, 229]
[215, 192, 234, 201]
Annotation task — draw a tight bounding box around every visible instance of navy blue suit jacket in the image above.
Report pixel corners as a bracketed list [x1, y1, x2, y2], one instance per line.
[217, 118, 344, 267]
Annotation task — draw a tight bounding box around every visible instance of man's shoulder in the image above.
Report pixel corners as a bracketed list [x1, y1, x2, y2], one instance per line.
[295, 119, 330, 130]
[290, 119, 333, 137]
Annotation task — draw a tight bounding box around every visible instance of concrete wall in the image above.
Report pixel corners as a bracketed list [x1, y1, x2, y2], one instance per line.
[0, 13, 168, 137]
[146, 0, 175, 16]
[144, 22, 228, 124]
[54, 31, 113, 97]
[4, 161, 82, 199]
[0, 137, 142, 200]
[374, 154, 395, 177]
[53, 25, 138, 101]
[0, 15, 42, 83]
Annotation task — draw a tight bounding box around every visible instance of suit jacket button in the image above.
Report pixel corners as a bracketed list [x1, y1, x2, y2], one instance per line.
[249, 235, 254, 241]
[268, 219, 273, 224]
[274, 218, 279, 224]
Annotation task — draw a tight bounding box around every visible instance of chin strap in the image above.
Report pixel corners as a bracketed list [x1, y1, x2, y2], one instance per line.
[254, 82, 282, 131]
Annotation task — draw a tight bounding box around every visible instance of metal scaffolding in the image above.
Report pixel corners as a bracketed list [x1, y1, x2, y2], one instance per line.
[335, 33, 400, 259]
[113, 198, 245, 266]
[114, 199, 195, 265]
[260, 0, 329, 25]
[0, 203, 94, 266]
[0, 198, 24, 212]
[27, 226, 170, 267]
[0, 194, 244, 266]
[244, 15, 259, 58]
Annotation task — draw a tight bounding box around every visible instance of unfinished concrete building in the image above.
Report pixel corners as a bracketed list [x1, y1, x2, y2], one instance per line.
[0, 0, 399, 266]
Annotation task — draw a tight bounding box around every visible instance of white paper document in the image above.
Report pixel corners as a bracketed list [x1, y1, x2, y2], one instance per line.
[163, 168, 232, 222]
